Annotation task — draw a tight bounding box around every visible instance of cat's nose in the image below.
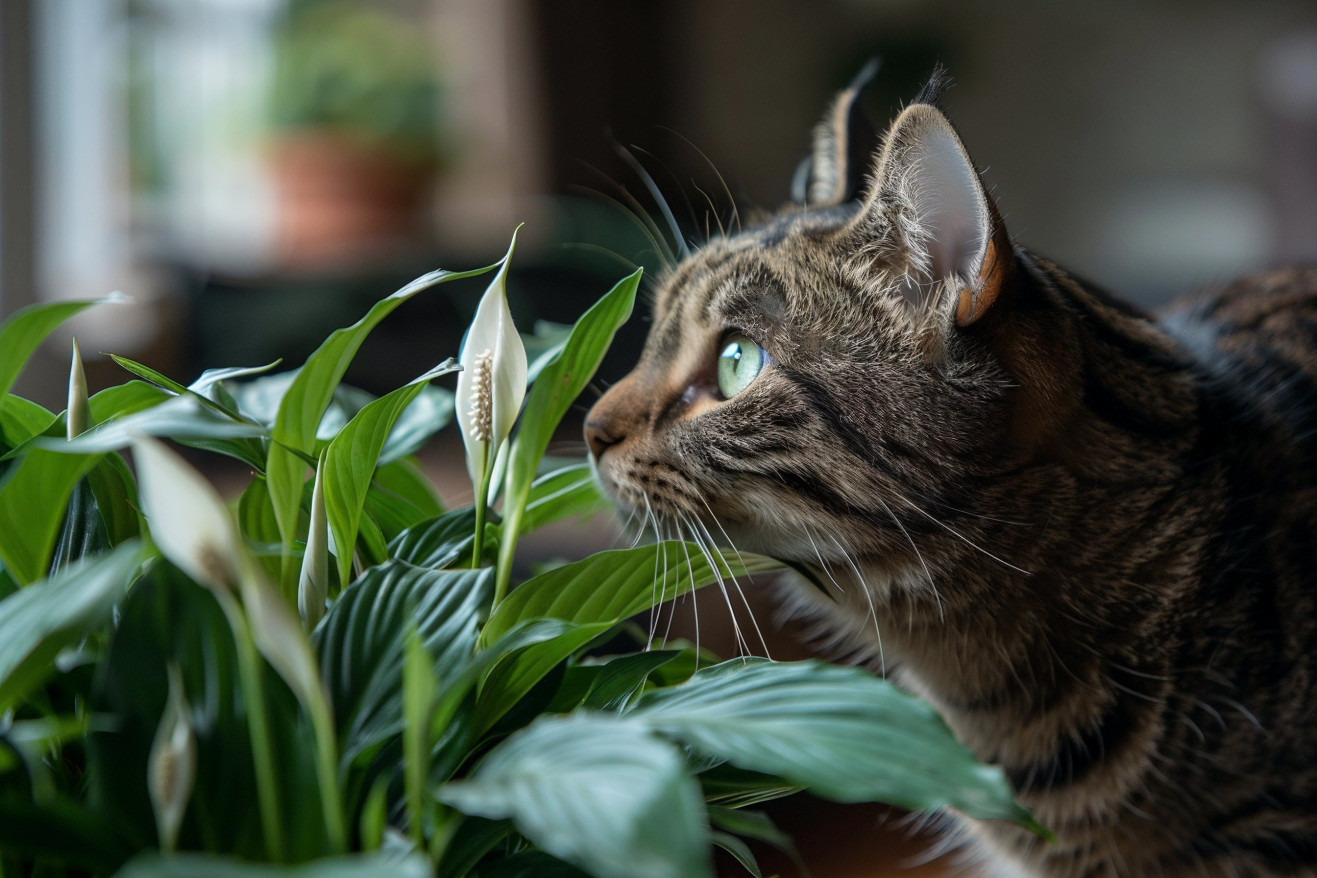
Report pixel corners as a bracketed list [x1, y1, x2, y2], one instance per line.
[584, 374, 648, 460]
[584, 419, 623, 459]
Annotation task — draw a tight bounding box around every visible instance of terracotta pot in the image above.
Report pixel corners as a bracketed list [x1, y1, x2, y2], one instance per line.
[269, 131, 434, 270]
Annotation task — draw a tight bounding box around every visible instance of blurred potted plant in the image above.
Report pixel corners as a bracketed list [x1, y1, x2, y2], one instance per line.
[267, 0, 447, 268]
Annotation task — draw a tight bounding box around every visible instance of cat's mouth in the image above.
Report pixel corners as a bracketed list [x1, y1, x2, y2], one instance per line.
[592, 451, 835, 564]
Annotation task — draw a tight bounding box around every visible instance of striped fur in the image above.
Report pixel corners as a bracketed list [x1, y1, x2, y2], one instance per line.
[584, 83, 1317, 876]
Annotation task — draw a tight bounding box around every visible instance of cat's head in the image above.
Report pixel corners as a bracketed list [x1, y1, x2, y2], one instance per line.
[585, 67, 1041, 575]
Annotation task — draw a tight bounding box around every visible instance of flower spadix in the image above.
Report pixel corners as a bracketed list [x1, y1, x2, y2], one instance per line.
[457, 230, 527, 490]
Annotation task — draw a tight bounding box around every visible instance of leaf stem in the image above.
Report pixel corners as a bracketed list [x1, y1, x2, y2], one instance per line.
[471, 447, 495, 570]
[215, 590, 285, 863]
[309, 692, 348, 853]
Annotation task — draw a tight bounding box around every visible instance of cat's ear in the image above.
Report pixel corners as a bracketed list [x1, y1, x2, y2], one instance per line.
[855, 88, 1012, 327]
[792, 58, 881, 207]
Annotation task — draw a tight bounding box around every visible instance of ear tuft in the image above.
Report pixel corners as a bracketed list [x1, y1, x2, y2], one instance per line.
[910, 63, 952, 108]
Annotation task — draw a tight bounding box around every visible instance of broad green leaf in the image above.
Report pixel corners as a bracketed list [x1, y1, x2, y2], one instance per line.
[113, 852, 431, 878]
[388, 507, 479, 570]
[361, 485, 430, 543]
[697, 764, 800, 810]
[313, 562, 493, 763]
[373, 457, 444, 519]
[0, 542, 140, 712]
[0, 293, 125, 401]
[0, 395, 56, 448]
[520, 462, 609, 535]
[434, 816, 514, 878]
[631, 659, 1037, 827]
[90, 381, 175, 423]
[473, 621, 611, 734]
[323, 381, 429, 589]
[0, 447, 104, 583]
[266, 263, 497, 573]
[581, 650, 682, 712]
[440, 713, 712, 878]
[86, 453, 142, 546]
[48, 478, 110, 572]
[109, 355, 258, 428]
[481, 542, 783, 647]
[496, 270, 640, 587]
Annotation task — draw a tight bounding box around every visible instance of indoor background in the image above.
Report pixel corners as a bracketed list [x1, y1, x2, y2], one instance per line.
[2, 1, 1316, 875]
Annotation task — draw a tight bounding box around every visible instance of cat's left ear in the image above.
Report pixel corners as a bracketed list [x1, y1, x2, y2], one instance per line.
[853, 96, 1013, 327]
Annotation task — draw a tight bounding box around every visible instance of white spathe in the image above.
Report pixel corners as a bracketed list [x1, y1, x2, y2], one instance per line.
[456, 230, 527, 488]
[131, 435, 243, 591]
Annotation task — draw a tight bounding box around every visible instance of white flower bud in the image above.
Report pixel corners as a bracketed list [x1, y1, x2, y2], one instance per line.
[67, 339, 89, 439]
[149, 663, 196, 853]
[298, 453, 329, 630]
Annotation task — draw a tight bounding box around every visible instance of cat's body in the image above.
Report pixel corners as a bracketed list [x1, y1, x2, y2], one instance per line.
[585, 69, 1317, 877]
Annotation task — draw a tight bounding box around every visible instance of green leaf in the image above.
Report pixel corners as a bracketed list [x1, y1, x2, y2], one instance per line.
[90, 380, 176, 423]
[373, 457, 443, 519]
[581, 650, 682, 712]
[360, 461, 441, 543]
[113, 852, 431, 878]
[313, 562, 493, 764]
[630, 659, 1037, 827]
[496, 270, 640, 589]
[0, 294, 125, 401]
[87, 453, 143, 546]
[49, 478, 110, 572]
[0, 381, 174, 462]
[707, 805, 795, 853]
[440, 713, 712, 878]
[266, 264, 496, 573]
[481, 542, 784, 647]
[0, 395, 56, 448]
[473, 621, 611, 734]
[0, 447, 104, 583]
[520, 462, 609, 535]
[189, 360, 284, 395]
[710, 832, 763, 878]
[36, 395, 266, 454]
[0, 542, 140, 712]
[388, 507, 478, 570]
[402, 629, 436, 844]
[323, 381, 429, 589]
[434, 816, 515, 877]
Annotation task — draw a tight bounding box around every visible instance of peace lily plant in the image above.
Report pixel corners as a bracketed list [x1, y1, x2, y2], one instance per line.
[0, 233, 1043, 878]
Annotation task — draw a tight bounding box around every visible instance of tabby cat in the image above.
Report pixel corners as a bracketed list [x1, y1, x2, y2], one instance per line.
[583, 65, 1317, 877]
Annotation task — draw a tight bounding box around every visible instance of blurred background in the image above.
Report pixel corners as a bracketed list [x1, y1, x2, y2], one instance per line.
[2, 1, 1316, 874]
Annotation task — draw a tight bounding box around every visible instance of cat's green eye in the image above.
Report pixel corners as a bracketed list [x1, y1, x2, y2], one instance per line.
[717, 333, 765, 399]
